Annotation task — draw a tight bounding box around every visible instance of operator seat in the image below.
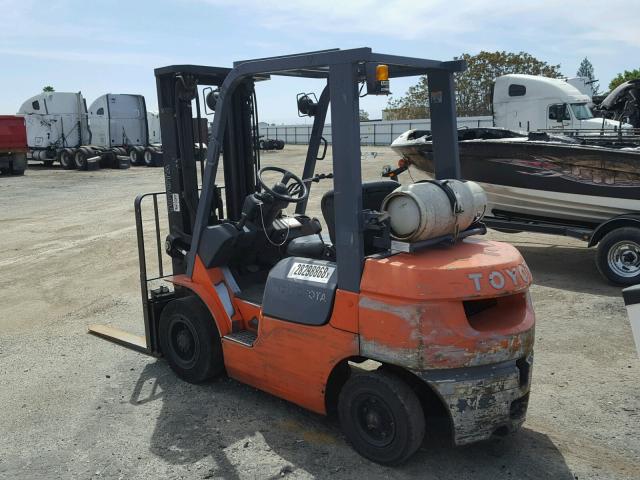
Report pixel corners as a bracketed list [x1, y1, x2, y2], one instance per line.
[286, 180, 400, 258]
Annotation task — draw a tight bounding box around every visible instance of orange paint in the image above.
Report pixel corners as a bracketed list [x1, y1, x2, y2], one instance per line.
[358, 239, 535, 369]
[361, 238, 532, 301]
[329, 290, 359, 333]
[168, 238, 534, 413]
[167, 256, 233, 336]
[223, 316, 358, 414]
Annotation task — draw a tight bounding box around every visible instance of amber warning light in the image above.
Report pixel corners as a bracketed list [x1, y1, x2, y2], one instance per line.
[369, 64, 390, 95]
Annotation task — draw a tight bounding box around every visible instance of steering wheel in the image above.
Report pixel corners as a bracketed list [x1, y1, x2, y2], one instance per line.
[257, 166, 309, 203]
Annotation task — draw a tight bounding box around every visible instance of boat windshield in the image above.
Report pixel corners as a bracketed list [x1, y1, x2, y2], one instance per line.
[570, 103, 594, 120]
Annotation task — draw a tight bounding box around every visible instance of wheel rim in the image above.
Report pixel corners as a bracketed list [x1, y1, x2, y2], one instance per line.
[168, 316, 200, 368]
[144, 150, 152, 164]
[352, 392, 396, 448]
[130, 151, 137, 162]
[608, 240, 640, 278]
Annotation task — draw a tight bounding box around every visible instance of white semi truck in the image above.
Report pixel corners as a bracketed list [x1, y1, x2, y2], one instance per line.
[18, 92, 91, 168]
[18, 92, 162, 170]
[492, 74, 632, 134]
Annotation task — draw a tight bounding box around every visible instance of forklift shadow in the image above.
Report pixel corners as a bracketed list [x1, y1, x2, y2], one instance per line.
[131, 361, 574, 479]
[515, 242, 621, 296]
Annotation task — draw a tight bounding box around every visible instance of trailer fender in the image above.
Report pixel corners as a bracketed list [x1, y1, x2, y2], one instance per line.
[588, 215, 640, 247]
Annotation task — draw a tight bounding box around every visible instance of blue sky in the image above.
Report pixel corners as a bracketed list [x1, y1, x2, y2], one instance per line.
[1, 0, 638, 123]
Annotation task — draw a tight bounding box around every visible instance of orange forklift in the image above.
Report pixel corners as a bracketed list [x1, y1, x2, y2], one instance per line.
[90, 48, 535, 465]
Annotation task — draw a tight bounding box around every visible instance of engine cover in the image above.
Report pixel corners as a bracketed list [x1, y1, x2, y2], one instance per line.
[262, 257, 337, 326]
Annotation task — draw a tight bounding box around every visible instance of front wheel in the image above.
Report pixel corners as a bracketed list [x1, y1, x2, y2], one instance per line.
[596, 227, 640, 285]
[338, 370, 425, 465]
[159, 296, 224, 383]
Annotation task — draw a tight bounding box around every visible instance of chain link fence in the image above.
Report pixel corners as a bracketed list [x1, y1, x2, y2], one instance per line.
[258, 116, 492, 146]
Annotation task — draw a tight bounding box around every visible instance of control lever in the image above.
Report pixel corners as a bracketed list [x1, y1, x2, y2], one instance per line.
[288, 173, 333, 196]
[382, 163, 408, 178]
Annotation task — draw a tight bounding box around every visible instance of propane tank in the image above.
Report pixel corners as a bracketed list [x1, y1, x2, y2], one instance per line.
[381, 180, 487, 242]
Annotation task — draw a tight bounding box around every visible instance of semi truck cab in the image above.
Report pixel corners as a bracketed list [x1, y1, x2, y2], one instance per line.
[493, 74, 632, 133]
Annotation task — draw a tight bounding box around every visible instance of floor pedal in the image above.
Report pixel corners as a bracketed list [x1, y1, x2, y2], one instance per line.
[224, 330, 257, 347]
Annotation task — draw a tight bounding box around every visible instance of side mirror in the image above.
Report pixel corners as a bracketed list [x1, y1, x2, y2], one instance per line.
[206, 89, 219, 112]
[297, 93, 318, 117]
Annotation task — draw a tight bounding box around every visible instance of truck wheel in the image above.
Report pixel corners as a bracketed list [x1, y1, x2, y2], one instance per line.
[74, 148, 90, 170]
[338, 370, 425, 465]
[129, 147, 142, 165]
[159, 296, 224, 383]
[59, 149, 75, 170]
[596, 227, 640, 285]
[143, 148, 154, 167]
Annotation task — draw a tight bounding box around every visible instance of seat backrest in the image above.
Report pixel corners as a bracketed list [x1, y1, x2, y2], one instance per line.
[321, 180, 400, 249]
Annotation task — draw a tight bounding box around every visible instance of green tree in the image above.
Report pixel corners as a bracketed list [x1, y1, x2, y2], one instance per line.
[42, 86, 55, 92]
[609, 69, 640, 91]
[359, 109, 370, 121]
[386, 51, 562, 119]
[576, 57, 599, 95]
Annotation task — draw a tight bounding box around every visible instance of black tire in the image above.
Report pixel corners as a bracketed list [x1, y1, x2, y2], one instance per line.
[259, 140, 266, 150]
[129, 147, 143, 165]
[142, 148, 154, 166]
[596, 227, 640, 286]
[74, 147, 90, 170]
[59, 149, 75, 170]
[276, 140, 285, 150]
[338, 370, 425, 465]
[159, 296, 224, 383]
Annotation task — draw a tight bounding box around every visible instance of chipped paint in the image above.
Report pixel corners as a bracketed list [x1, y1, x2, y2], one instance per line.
[414, 354, 533, 445]
[359, 294, 534, 370]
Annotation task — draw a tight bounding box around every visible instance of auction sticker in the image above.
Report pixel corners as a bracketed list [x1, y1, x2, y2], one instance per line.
[287, 262, 335, 284]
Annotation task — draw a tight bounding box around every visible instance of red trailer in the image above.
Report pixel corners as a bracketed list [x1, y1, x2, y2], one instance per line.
[0, 115, 27, 175]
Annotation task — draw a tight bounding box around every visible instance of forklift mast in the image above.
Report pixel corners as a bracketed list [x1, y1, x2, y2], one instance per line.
[155, 65, 260, 275]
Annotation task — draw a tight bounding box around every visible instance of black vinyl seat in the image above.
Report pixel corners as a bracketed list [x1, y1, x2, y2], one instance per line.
[286, 180, 399, 258]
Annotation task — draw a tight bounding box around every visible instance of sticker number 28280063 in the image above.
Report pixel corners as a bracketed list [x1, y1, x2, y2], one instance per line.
[287, 262, 335, 284]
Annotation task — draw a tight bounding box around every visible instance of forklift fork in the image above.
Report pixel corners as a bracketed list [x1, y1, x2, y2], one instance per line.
[88, 192, 172, 357]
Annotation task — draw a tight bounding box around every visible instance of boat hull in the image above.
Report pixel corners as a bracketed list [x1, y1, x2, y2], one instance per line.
[392, 136, 640, 226]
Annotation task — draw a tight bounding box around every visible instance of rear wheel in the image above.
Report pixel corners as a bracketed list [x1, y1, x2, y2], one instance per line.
[597, 227, 640, 285]
[338, 370, 425, 465]
[159, 296, 224, 383]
